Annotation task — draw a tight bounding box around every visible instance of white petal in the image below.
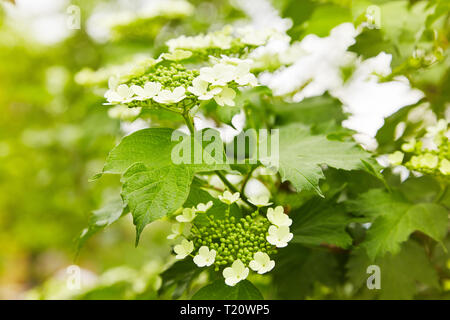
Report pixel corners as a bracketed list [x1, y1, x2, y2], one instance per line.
[131, 85, 145, 97]
[249, 260, 261, 272]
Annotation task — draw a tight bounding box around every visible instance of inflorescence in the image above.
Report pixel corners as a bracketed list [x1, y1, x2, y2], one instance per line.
[168, 191, 293, 286]
[388, 119, 450, 176]
[103, 54, 258, 113]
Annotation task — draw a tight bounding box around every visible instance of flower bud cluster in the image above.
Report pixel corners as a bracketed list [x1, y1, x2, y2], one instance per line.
[103, 55, 258, 110]
[387, 119, 449, 176]
[192, 211, 275, 270]
[169, 191, 293, 286]
[104, 61, 198, 110]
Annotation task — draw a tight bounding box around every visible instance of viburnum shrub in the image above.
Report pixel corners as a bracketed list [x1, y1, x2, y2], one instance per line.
[77, 13, 449, 299]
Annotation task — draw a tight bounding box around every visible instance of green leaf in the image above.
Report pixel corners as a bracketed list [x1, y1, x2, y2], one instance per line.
[375, 102, 419, 154]
[121, 163, 193, 245]
[272, 244, 340, 299]
[77, 196, 126, 251]
[349, 28, 395, 60]
[183, 179, 242, 226]
[347, 240, 440, 299]
[377, 1, 432, 65]
[159, 260, 201, 299]
[103, 128, 229, 175]
[302, 4, 352, 37]
[267, 125, 372, 196]
[191, 280, 263, 300]
[350, 189, 448, 260]
[273, 94, 346, 134]
[104, 128, 231, 243]
[399, 176, 442, 204]
[290, 193, 356, 248]
[103, 128, 176, 174]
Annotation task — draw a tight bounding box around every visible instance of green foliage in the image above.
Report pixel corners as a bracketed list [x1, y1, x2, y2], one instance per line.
[347, 241, 440, 299]
[122, 163, 193, 245]
[273, 125, 373, 196]
[102, 128, 229, 174]
[273, 94, 346, 134]
[272, 245, 341, 299]
[159, 260, 201, 299]
[290, 191, 357, 248]
[350, 189, 448, 260]
[99, 127, 231, 243]
[77, 196, 127, 251]
[1, 0, 449, 301]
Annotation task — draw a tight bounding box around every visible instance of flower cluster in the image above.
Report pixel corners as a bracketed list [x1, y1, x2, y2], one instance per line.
[75, 55, 160, 86]
[388, 119, 449, 176]
[89, 0, 195, 43]
[104, 61, 198, 108]
[188, 56, 257, 107]
[165, 25, 280, 58]
[168, 191, 293, 286]
[103, 55, 258, 110]
[166, 26, 235, 53]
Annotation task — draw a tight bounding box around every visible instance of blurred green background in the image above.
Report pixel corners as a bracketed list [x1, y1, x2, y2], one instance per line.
[0, 0, 246, 299]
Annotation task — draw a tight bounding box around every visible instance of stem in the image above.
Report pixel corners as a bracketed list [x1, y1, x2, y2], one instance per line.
[434, 183, 448, 204]
[216, 171, 255, 209]
[183, 112, 195, 135]
[215, 170, 238, 193]
[240, 165, 257, 194]
[182, 108, 256, 209]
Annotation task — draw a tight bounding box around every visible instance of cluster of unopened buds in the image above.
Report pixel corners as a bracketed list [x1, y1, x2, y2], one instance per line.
[388, 119, 449, 176]
[168, 191, 293, 286]
[104, 54, 257, 109]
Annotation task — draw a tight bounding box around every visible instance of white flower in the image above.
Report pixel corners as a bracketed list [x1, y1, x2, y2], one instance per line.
[418, 154, 439, 169]
[193, 246, 216, 267]
[165, 26, 232, 51]
[176, 208, 197, 222]
[167, 222, 191, 240]
[166, 35, 190, 51]
[425, 119, 448, 138]
[249, 252, 275, 274]
[210, 33, 233, 49]
[104, 84, 134, 103]
[195, 201, 213, 213]
[237, 26, 272, 46]
[222, 259, 249, 286]
[153, 86, 186, 104]
[199, 64, 235, 86]
[387, 151, 404, 166]
[130, 82, 161, 100]
[214, 87, 236, 106]
[267, 206, 292, 227]
[166, 34, 211, 52]
[173, 239, 194, 259]
[248, 195, 272, 207]
[161, 49, 192, 61]
[439, 159, 450, 175]
[266, 225, 293, 248]
[218, 191, 240, 205]
[401, 139, 416, 152]
[108, 76, 119, 89]
[233, 63, 258, 86]
[188, 77, 222, 100]
[107, 105, 141, 120]
[219, 55, 253, 66]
